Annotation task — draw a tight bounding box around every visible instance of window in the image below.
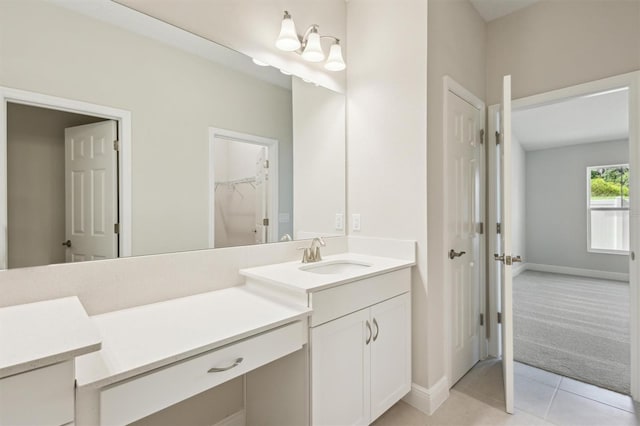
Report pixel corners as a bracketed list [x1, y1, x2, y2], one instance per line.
[587, 164, 629, 254]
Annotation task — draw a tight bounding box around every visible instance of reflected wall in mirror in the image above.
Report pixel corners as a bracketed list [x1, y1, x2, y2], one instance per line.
[0, 0, 346, 269]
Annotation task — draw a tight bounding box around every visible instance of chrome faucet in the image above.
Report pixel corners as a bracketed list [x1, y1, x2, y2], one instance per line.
[298, 237, 326, 263]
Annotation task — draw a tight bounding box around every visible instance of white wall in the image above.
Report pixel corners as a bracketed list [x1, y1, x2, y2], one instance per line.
[511, 133, 527, 264]
[0, 0, 293, 257]
[347, 0, 429, 390]
[116, 0, 347, 92]
[292, 77, 346, 239]
[486, 0, 640, 105]
[426, 0, 486, 390]
[526, 140, 629, 273]
[7, 104, 105, 268]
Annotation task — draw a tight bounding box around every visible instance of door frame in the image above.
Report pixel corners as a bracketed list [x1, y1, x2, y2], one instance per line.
[487, 71, 640, 401]
[0, 86, 132, 268]
[208, 127, 279, 247]
[443, 76, 488, 387]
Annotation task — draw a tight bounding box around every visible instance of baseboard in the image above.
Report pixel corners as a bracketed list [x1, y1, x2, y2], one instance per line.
[512, 262, 529, 277]
[212, 409, 245, 426]
[402, 377, 450, 415]
[526, 263, 629, 282]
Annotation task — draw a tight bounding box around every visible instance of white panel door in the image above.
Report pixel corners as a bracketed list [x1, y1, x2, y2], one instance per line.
[254, 147, 268, 244]
[64, 120, 118, 262]
[311, 308, 371, 426]
[370, 293, 411, 422]
[447, 89, 483, 386]
[499, 75, 515, 414]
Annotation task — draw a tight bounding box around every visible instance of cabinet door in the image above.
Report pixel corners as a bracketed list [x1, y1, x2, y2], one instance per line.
[370, 293, 411, 421]
[311, 308, 371, 426]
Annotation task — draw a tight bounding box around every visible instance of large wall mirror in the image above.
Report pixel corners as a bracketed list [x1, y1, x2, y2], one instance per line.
[0, 0, 346, 269]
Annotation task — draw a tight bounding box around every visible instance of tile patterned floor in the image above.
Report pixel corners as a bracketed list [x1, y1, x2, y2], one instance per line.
[372, 358, 640, 425]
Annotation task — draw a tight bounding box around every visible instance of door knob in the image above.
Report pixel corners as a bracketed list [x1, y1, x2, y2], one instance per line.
[62, 240, 71, 248]
[449, 249, 466, 260]
[494, 254, 523, 265]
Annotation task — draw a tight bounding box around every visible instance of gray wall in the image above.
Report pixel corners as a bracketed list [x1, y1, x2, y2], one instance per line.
[525, 140, 629, 273]
[7, 104, 104, 268]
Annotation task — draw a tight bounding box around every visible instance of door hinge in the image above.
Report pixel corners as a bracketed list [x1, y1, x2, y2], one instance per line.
[480, 129, 485, 145]
[495, 131, 501, 145]
[113, 140, 120, 151]
[479, 222, 484, 235]
[264, 160, 269, 168]
[497, 312, 502, 324]
[262, 218, 269, 226]
[480, 313, 484, 326]
[496, 223, 501, 234]
[114, 223, 120, 234]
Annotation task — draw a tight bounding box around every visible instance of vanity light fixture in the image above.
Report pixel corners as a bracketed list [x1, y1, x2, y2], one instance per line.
[275, 11, 346, 71]
[252, 58, 269, 67]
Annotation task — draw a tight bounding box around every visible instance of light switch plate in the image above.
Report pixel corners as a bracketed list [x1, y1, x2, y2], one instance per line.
[335, 213, 344, 231]
[352, 214, 361, 232]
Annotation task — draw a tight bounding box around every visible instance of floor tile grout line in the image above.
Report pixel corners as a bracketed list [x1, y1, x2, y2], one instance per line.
[556, 387, 637, 414]
[542, 376, 562, 419]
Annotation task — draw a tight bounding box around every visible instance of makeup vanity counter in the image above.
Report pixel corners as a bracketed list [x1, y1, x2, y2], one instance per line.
[75, 286, 311, 425]
[0, 296, 101, 425]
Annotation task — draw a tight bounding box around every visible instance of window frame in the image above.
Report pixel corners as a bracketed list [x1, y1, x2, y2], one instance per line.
[586, 163, 630, 255]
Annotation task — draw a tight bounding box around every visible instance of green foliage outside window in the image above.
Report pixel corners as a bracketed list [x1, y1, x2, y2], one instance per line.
[590, 166, 629, 199]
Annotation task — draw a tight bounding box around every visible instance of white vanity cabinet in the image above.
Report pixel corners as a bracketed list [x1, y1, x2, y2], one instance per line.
[240, 251, 415, 426]
[0, 360, 75, 426]
[309, 270, 411, 426]
[0, 297, 101, 426]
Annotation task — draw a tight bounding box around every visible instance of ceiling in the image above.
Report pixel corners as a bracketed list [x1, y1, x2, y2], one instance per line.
[512, 88, 629, 151]
[470, 0, 541, 22]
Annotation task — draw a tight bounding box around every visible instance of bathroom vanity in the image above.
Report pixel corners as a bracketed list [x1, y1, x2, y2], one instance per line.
[241, 252, 414, 425]
[0, 297, 101, 425]
[74, 287, 310, 425]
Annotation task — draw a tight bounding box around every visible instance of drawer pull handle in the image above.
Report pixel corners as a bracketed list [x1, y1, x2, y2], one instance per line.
[365, 321, 372, 345]
[208, 357, 244, 373]
[373, 318, 379, 342]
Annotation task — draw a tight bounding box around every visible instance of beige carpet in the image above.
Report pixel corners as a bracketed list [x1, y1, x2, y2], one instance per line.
[513, 270, 630, 394]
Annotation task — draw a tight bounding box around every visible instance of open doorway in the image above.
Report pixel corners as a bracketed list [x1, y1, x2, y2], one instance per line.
[488, 73, 640, 415]
[1, 87, 132, 269]
[208, 128, 279, 248]
[509, 87, 630, 394]
[6, 103, 119, 268]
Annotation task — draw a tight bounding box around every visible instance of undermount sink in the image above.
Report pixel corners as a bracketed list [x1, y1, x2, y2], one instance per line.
[300, 260, 372, 275]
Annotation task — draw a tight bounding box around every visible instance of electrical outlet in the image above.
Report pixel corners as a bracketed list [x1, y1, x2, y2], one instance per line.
[352, 214, 361, 232]
[335, 213, 344, 231]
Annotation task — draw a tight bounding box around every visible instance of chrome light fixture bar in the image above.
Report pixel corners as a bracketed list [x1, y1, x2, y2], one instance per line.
[275, 11, 346, 72]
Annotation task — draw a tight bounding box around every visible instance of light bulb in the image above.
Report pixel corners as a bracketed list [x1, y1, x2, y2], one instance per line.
[324, 41, 346, 71]
[301, 28, 325, 62]
[275, 11, 301, 52]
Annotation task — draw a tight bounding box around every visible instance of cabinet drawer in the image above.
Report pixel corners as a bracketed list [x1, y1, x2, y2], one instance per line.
[100, 321, 306, 425]
[309, 268, 410, 327]
[0, 360, 74, 426]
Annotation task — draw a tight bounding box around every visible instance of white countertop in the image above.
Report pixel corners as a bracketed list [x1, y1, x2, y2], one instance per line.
[239, 253, 415, 293]
[75, 286, 311, 389]
[0, 296, 101, 379]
